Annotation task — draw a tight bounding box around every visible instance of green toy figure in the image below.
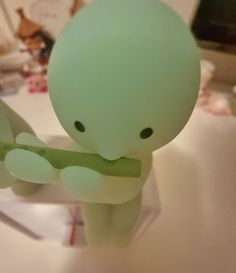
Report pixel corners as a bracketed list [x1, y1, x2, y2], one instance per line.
[4, 0, 200, 246]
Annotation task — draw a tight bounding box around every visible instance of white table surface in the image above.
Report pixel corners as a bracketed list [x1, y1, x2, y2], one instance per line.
[0, 87, 236, 273]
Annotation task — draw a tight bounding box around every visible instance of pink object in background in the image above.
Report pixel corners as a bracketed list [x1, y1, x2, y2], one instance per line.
[25, 73, 48, 93]
[197, 60, 215, 107]
[203, 92, 231, 116]
[197, 59, 233, 116]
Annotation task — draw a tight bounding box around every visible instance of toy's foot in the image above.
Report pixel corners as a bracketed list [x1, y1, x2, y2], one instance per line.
[11, 180, 42, 196]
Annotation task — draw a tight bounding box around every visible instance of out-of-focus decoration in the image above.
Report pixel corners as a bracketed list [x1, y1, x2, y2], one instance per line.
[0, 1, 31, 73]
[0, 28, 12, 55]
[229, 86, 236, 116]
[197, 60, 215, 107]
[200, 60, 215, 92]
[203, 92, 232, 116]
[0, 0, 15, 39]
[0, 0, 87, 96]
[16, 8, 43, 38]
[16, 8, 54, 65]
[70, 0, 84, 16]
[30, 0, 83, 38]
[0, 27, 26, 96]
[0, 49, 31, 72]
[0, 72, 23, 96]
[197, 59, 235, 116]
[24, 73, 47, 93]
[0, 0, 33, 85]
[0, 30, 28, 97]
[21, 60, 44, 77]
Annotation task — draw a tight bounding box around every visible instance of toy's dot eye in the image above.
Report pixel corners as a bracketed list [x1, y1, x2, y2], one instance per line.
[74, 121, 85, 132]
[140, 127, 153, 139]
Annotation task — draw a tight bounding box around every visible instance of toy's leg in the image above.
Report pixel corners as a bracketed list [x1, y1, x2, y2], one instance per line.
[81, 202, 112, 246]
[110, 193, 142, 247]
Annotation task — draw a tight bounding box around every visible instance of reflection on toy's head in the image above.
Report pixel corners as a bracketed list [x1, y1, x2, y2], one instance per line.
[48, 0, 200, 160]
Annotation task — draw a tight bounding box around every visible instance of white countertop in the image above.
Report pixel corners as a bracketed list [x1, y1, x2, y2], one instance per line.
[1, 87, 236, 273]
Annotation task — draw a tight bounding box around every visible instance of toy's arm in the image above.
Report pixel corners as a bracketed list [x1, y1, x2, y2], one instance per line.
[60, 151, 150, 204]
[0, 100, 36, 189]
[2, 140, 141, 177]
[4, 133, 142, 184]
[5, 133, 58, 184]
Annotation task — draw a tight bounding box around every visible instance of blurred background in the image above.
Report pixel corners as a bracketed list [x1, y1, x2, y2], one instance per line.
[1, 0, 236, 83]
[0, 0, 236, 115]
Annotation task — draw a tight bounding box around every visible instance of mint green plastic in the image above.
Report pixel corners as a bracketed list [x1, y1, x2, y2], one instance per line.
[0, 101, 15, 189]
[0, 140, 141, 177]
[0, 100, 42, 195]
[46, 0, 200, 246]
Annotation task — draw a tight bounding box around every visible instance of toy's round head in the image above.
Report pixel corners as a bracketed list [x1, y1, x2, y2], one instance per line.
[48, 0, 200, 160]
